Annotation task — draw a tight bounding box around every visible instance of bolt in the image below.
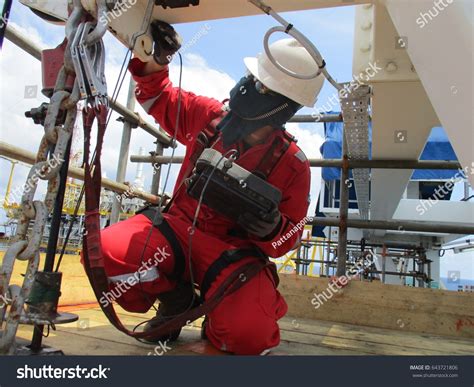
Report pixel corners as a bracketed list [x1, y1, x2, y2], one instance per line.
[386, 62, 398, 72]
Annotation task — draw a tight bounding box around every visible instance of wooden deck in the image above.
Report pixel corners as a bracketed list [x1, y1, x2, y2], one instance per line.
[14, 304, 474, 356]
[4, 253, 474, 355]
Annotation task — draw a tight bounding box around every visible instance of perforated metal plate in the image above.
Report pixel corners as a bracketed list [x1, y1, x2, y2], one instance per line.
[340, 83, 371, 221]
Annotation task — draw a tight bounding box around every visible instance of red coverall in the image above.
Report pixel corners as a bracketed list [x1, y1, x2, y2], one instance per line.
[99, 58, 311, 354]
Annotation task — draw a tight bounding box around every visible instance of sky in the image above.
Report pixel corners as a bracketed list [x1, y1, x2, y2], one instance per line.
[0, 0, 472, 281]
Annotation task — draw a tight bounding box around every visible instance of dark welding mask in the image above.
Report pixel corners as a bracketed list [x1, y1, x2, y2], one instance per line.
[217, 75, 301, 147]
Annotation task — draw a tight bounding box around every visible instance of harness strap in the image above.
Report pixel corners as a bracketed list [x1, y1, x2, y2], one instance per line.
[183, 113, 225, 182]
[137, 206, 185, 281]
[253, 130, 294, 179]
[200, 248, 279, 301]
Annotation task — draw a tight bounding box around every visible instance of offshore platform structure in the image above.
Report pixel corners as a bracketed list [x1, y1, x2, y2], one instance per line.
[0, 0, 473, 355]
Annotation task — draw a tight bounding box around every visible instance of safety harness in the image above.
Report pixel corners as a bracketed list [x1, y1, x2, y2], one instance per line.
[81, 106, 293, 340]
[144, 110, 293, 298]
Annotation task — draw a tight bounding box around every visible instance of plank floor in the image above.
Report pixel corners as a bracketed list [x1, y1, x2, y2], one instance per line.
[4, 255, 473, 355]
[14, 304, 474, 356]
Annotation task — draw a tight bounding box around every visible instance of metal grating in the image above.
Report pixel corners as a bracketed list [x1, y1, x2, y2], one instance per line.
[340, 83, 372, 221]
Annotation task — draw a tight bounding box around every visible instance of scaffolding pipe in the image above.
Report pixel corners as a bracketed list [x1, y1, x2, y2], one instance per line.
[308, 216, 474, 235]
[336, 136, 349, 276]
[0, 141, 159, 204]
[110, 78, 136, 225]
[150, 140, 164, 195]
[130, 155, 462, 170]
[286, 258, 428, 280]
[300, 238, 422, 250]
[131, 155, 184, 164]
[4, 24, 173, 146]
[331, 159, 462, 169]
[109, 99, 173, 146]
[3, 22, 40, 60]
[368, 270, 429, 279]
[289, 113, 344, 123]
[325, 227, 331, 277]
[382, 245, 387, 284]
[0, 0, 13, 49]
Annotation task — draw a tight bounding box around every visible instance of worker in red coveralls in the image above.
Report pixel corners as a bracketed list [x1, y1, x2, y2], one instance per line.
[99, 21, 324, 355]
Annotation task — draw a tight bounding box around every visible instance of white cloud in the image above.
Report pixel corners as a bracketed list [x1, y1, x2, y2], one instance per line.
[169, 53, 235, 100]
[286, 123, 324, 215]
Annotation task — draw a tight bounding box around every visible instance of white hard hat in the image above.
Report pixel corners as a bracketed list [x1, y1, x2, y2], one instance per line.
[244, 38, 325, 107]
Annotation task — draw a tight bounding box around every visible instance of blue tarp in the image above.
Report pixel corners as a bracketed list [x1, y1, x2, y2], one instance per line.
[320, 113, 460, 181]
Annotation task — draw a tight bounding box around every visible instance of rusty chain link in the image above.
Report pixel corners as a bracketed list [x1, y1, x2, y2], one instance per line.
[0, 0, 108, 354]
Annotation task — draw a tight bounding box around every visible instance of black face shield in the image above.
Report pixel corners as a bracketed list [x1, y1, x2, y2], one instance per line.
[217, 75, 301, 147]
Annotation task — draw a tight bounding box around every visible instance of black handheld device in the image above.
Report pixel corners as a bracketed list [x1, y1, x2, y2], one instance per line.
[186, 148, 282, 227]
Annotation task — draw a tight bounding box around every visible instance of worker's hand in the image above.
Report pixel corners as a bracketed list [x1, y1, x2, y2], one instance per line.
[240, 208, 282, 240]
[150, 20, 182, 65]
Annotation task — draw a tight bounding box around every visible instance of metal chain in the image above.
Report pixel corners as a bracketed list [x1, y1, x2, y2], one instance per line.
[0, 0, 108, 354]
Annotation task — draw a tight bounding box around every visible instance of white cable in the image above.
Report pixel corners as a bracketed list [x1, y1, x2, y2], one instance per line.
[249, 0, 342, 91]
